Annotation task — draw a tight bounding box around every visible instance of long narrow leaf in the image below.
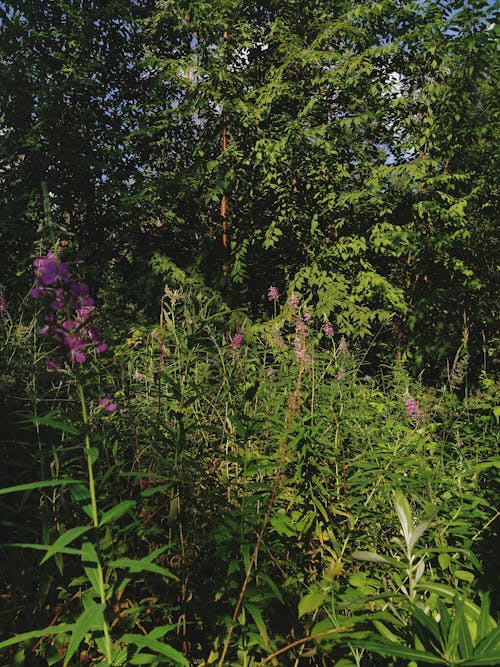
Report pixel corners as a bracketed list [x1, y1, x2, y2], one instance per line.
[351, 639, 447, 664]
[81, 540, 101, 597]
[63, 603, 106, 667]
[0, 478, 78, 496]
[4, 542, 81, 557]
[121, 634, 189, 665]
[99, 499, 137, 526]
[106, 556, 177, 580]
[0, 624, 73, 650]
[40, 526, 91, 564]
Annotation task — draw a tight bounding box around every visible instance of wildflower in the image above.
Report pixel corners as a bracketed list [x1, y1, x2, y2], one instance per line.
[133, 371, 143, 381]
[288, 295, 300, 309]
[64, 334, 87, 363]
[273, 331, 286, 348]
[363, 374, 372, 381]
[99, 397, 117, 412]
[295, 318, 307, 335]
[50, 288, 65, 310]
[404, 397, 424, 424]
[45, 358, 62, 372]
[230, 332, 243, 350]
[32, 252, 69, 293]
[323, 323, 334, 336]
[70, 283, 94, 309]
[30, 250, 107, 367]
[338, 337, 347, 352]
[267, 286, 280, 302]
[266, 368, 275, 378]
[293, 336, 310, 363]
[0, 289, 7, 321]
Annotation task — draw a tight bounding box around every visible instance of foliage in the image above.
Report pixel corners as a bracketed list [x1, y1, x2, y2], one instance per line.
[1, 254, 498, 665]
[1, 0, 498, 371]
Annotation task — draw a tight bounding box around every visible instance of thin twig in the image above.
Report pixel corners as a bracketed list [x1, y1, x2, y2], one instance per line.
[256, 625, 353, 666]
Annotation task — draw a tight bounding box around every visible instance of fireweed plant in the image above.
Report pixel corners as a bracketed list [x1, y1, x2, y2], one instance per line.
[0, 250, 187, 666]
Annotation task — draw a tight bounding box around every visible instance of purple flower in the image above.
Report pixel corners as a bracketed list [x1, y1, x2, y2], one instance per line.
[45, 358, 62, 372]
[323, 323, 334, 336]
[267, 286, 280, 302]
[99, 397, 117, 412]
[50, 288, 65, 311]
[266, 368, 275, 378]
[363, 374, 372, 381]
[33, 252, 69, 287]
[64, 334, 87, 363]
[133, 371, 143, 381]
[30, 251, 107, 366]
[230, 332, 243, 350]
[288, 295, 300, 309]
[405, 398, 424, 424]
[70, 283, 94, 309]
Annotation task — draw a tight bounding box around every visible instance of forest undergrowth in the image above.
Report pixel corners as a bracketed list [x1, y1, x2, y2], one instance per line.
[1, 247, 499, 667]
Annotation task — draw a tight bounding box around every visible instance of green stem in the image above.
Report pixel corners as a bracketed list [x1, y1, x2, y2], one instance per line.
[77, 382, 113, 663]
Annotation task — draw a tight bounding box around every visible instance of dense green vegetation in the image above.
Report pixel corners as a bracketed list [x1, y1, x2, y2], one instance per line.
[0, 1, 498, 666]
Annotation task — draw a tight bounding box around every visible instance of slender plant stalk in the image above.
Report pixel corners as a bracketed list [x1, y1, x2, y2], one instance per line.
[77, 382, 113, 663]
[217, 358, 305, 667]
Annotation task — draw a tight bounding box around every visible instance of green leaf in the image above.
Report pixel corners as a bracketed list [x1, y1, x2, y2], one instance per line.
[0, 478, 77, 496]
[245, 602, 270, 646]
[393, 489, 412, 546]
[0, 623, 73, 650]
[351, 550, 393, 565]
[70, 482, 93, 520]
[352, 639, 447, 664]
[122, 633, 189, 665]
[63, 602, 105, 666]
[32, 413, 80, 435]
[99, 500, 136, 526]
[4, 542, 81, 557]
[373, 620, 401, 644]
[438, 553, 451, 570]
[298, 589, 326, 618]
[40, 526, 91, 565]
[106, 556, 178, 580]
[257, 572, 284, 604]
[474, 627, 500, 658]
[477, 593, 493, 644]
[81, 540, 101, 597]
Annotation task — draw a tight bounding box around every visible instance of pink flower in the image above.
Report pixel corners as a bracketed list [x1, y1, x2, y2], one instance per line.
[99, 397, 117, 412]
[405, 398, 424, 424]
[267, 286, 280, 302]
[0, 289, 7, 321]
[288, 295, 300, 309]
[133, 371, 143, 381]
[230, 332, 243, 350]
[323, 323, 334, 336]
